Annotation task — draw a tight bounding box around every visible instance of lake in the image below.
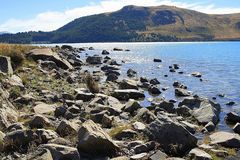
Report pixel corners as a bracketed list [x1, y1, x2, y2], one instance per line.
[43, 42, 240, 132]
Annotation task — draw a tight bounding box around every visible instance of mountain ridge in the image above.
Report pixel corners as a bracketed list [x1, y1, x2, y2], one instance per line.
[1, 5, 240, 43]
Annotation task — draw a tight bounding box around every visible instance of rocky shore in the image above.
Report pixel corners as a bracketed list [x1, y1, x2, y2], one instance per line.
[0, 45, 239, 160]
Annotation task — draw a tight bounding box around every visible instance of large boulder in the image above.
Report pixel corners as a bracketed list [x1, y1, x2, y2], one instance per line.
[0, 56, 13, 75]
[56, 120, 80, 137]
[225, 112, 240, 124]
[77, 120, 119, 156]
[28, 48, 73, 70]
[179, 97, 221, 125]
[112, 89, 145, 101]
[39, 144, 80, 160]
[210, 132, 240, 148]
[144, 118, 197, 156]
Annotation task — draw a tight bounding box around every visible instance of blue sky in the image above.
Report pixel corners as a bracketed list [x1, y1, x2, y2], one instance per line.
[1, 0, 240, 33]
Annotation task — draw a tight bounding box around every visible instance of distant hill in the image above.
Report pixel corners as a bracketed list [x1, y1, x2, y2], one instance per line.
[0, 31, 9, 35]
[1, 5, 240, 43]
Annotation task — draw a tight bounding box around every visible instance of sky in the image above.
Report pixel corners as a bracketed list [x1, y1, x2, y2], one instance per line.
[1, 0, 240, 33]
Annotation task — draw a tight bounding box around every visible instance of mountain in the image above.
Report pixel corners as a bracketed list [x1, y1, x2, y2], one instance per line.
[1, 5, 240, 43]
[0, 31, 9, 35]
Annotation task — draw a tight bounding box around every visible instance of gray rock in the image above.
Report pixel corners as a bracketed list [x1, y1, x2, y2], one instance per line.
[119, 79, 138, 90]
[132, 141, 156, 154]
[28, 48, 73, 70]
[189, 148, 212, 160]
[130, 153, 148, 160]
[56, 120, 80, 137]
[127, 69, 137, 77]
[132, 122, 146, 131]
[123, 100, 142, 114]
[156, 101, 175, 113]
[39, 144, 80, 160]
[175, 88, 191, 97]
[144, 119, 197, 156]
[148, 86, 161, 95]
[134, 108, 157, 124]
[33, 102, 57, 115]
[0, 56, 13, 75]
[102, 50, 110, 55]
[29, 114, 51, 129]
[86, 55, 102, 64]
[150, 78, 160, 85]
[112, 89, 145, 101]
[150, 150, 168, 160]
[191, 72, 202, 78]
[77, 120, 119, 155]
[202, 122, 215, 133]
[233, 123, 240, 134]
[75, 90, 95, 102]
[210, 131, 240, 148]
[225, 112, 240, 124]
[106, 73, 118, 82]
[179, 97, 221, 125]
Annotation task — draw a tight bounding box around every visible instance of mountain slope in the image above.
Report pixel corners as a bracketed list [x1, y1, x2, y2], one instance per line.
[1, 5, 240, 43]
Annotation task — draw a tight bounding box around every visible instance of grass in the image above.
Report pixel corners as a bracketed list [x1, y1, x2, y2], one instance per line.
[0, 43, 38, 69]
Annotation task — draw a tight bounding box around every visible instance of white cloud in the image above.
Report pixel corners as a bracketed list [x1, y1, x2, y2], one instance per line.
[1, 0, 240, 33]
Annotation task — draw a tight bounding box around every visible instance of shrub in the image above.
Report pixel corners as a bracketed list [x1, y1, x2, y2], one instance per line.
[0, 43, 37, 69]
[86, 73, 99, 93]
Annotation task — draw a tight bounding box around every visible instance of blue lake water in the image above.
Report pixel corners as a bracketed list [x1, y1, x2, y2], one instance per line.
[43, 42, 240, 132]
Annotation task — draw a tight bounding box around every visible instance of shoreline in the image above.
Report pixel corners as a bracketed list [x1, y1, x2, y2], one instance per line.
[0, 44, 239, 159]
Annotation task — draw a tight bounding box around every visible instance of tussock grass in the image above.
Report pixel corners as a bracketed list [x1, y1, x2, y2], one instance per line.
[0, 43, 37, 69]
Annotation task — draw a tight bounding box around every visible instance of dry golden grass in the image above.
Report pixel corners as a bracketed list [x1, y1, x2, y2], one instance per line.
[0, 43, 38, 69]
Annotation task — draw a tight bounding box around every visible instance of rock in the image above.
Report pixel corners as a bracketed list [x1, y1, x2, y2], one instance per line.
[6, 122, 25, 132]
[175, 88, 191, 97]
[150, 150, 168, 160]
[150, 78, 160, 85]
[28, 48, 73, 70]
[153, 59, 162, 62]
[173, 81, 187, 89]
[27, 148, 53, 160]
[148, 86, 161, 95]
[112, 89, 145, 101]
[111, 156, 129, 160]
[233, 123, 240, 134]
[140, 77, 148, 83]
[75, 90, 95, 102]
[113, 48, 123, 51]
[101, 65, 120, 71]
[132, 122, 146, 131]
[191, 72, 202, 78]
[39, 144, 80, 160]
[226, 101, 235, 106]
[35, 129, 59, 144]
[0, 56, 13, 74]
[144, 119, 197, 156]
[54, 106, 67, 117]
[225, 112, 240, 124]
[130, 153, 148, 160]
[134, 108, 157, 124]
[180, 121, 198, 134]
[102, 50, 110, 55]
[0, 87, 18, 130]
[156, 101, 175, 113]
[189, 148, 212, 160]
[127, 69, 137, 77]
[3, 129, 36, 151]
[61, 45, 73, 51]
[89, 47, 94, 50]
[173, 64, 180, 69]
[106, 73, 118, 81]
[77, 120, 119, 155]
[179, 97, 221, 125]
[132, 141, 156, 154]
[33, 102, 56, 115]
[123, 100, 142, 114]
[56, 120, 80, 137]
[120, 79, 138, 90]
[14, 94, 35, 105]
[210, 131, 240, 148]
[40, 60, 58, 71]
[29, 114, 51, 129]
[102, 114, 114, 128]
[7, 75, 24, 88]
[202, 122, 215, 133]
[86, 55, 102, 64]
